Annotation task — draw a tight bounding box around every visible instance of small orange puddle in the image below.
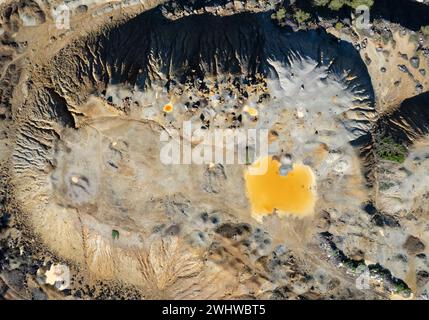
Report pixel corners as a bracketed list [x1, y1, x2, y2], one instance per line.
[243, 105, 259, 117]
[245, 156, 316, 220]
[163, 103, 174, 113]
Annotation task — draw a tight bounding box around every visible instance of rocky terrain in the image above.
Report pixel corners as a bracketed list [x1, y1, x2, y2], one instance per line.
[0, 0, 428, 300]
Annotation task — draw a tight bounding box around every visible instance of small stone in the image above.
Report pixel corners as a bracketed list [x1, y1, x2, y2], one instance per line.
[279, 164, 292, 176]
[403, 235, 426, 254]
[75, 5, 88, 14]
[280, 154, 292, 165]
[164, 224, 180, 236]
[416, 83, 424, 93]
[416, 270, 429, 288]
[0, 106, 7, 115]
[32, 288, 47, 300]
[380, 67, 387, 73]
[419, 69, 426, 76]
[364, 55, 372, 65]
[410, 56, 420, 69]
[398, 64, 409, 73]
[399, 53, 408, 60]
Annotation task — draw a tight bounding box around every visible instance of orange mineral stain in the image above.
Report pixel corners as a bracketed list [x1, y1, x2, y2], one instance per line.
[245, 156, 317, 220]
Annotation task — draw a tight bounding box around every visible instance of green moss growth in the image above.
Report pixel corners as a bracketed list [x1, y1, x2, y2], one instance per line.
[335, 22, 344, 30]
[313, 0, 374, 11]
[271, 8, 287, 21]
[293, 9, 311, 24]
[112, 229, 120, 240]
[271, 8, 288, 27]
[409, 33, 420, 45]
[381, 32, 393, 45]
[379, 181, 395, 191]
[394, 282, 411, 296]
[421, 26, 429, 38]
[376, 137, 408, 164]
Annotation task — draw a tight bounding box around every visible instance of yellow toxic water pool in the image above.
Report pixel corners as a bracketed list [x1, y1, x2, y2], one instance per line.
[245, 156, 317, 220]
